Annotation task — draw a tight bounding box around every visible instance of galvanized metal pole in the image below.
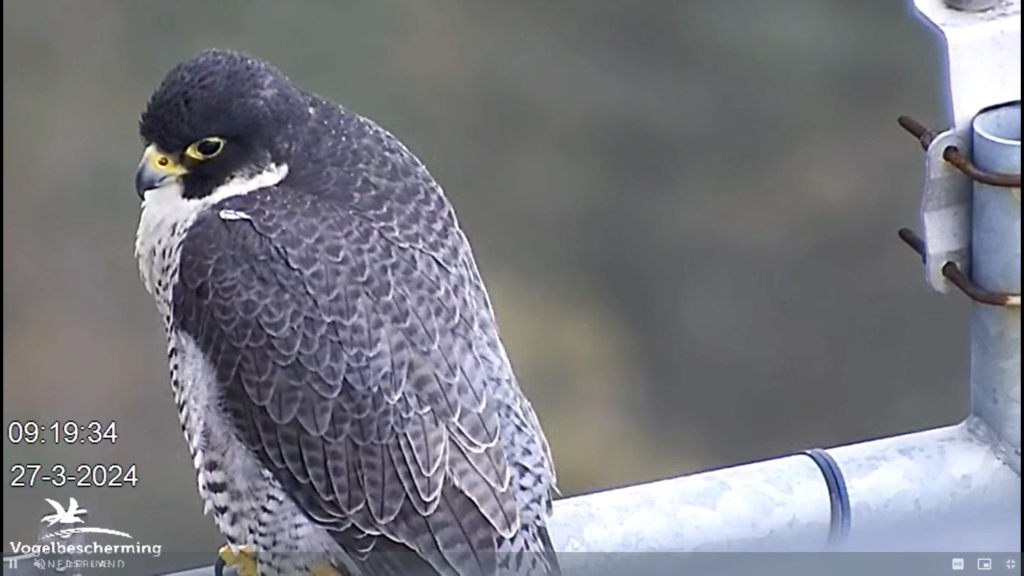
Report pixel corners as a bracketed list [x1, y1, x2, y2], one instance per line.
[969, 101, 1021, 473]
[551, 422, 1018, 554]
[911, 0, 1022, 474]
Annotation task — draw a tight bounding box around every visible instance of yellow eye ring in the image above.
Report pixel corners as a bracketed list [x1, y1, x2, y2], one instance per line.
[184, 137, 226, 161]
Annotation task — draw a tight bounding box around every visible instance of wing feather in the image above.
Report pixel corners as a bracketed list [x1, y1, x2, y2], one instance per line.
[173, 130, 557, 575]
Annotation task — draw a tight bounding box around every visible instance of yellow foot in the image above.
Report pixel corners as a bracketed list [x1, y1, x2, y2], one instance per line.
[311, 563, 341, 576]
[218, 543, 258, 576]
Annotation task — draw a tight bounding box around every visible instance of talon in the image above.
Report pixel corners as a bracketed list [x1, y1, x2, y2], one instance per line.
[217, 543, 258, 576]
[312, 563, 341, 576]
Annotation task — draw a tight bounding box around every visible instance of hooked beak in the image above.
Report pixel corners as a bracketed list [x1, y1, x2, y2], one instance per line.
[135, 144, 187, 198]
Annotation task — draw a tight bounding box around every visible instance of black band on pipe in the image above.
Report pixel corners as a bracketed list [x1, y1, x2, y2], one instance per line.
[802, 448, 852, 547]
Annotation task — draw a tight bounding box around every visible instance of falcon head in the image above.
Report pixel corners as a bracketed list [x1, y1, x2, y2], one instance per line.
[135, 49, 308, 201]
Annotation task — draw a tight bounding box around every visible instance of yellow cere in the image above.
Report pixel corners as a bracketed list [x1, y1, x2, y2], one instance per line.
[143, 144, 187, 175]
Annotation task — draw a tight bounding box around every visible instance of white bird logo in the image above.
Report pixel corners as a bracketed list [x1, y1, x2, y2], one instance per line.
[41, 498, 87, 526]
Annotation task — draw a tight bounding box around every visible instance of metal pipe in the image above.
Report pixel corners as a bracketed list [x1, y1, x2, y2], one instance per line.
[969, 101, 1022, 473]
[552, 422, 1018, 560]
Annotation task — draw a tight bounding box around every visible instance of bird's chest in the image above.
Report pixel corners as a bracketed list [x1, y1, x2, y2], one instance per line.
[171, 331, 273, 543]
[135, 187, 198, 322]
[135, 189, 205, 455]
[136, 192, 272, 543]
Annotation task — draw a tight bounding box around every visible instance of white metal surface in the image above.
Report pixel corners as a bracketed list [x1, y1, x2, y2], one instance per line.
[913, 0, 1021, 293]
[969, 102, 1022, 473]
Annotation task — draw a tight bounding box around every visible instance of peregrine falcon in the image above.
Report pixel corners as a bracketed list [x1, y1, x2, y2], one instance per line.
[133, 49, 560, 576]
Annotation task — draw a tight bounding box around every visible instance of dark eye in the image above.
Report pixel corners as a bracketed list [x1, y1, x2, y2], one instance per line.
[186, 137, 225, 160]
[196, 139, 222, 157]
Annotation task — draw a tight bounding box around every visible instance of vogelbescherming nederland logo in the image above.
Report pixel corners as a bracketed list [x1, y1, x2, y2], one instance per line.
[40, 497, 134, 539]
[5, 497, 162, 571]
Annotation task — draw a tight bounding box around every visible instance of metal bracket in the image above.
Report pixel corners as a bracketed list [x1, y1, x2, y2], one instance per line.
[909, 0, 1021, 294]
[897, 113, 1021, 305]
[899, 227, 1021, 306]
[921, 127, 973, 293]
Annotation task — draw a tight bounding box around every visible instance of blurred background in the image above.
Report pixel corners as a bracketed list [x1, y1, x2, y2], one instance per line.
[3, 0, 967, 572]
